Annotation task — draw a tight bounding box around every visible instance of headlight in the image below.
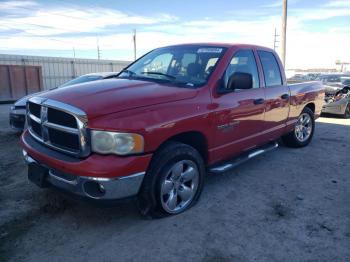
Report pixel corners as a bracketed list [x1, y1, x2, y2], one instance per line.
[91, 130, 144, 155]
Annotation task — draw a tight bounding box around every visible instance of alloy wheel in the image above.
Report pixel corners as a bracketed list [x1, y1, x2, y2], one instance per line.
[160, 160, 199, 214]
[295, 113, 313, 142]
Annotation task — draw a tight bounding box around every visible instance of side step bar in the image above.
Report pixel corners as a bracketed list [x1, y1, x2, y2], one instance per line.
[209, 141, 279, 174]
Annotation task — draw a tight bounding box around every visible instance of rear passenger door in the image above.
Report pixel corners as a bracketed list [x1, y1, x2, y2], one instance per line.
[257, 50, 290, 140]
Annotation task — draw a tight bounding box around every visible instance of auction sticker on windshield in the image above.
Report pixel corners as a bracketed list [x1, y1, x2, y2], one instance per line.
[197, 48, 223, 53]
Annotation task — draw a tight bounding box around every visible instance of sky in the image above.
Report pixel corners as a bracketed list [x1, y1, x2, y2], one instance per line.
[0, 0, 349, 69]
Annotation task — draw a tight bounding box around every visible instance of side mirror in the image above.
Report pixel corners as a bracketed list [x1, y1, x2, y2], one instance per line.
[227, 72, 253, 91]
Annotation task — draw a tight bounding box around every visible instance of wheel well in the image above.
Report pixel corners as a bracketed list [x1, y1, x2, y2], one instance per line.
[305, 103, 315, 113]
[166, 131, 208, 163]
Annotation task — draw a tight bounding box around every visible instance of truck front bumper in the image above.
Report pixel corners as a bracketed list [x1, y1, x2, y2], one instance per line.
[23, 150, 145, 200]
[21, 130, 152, 201]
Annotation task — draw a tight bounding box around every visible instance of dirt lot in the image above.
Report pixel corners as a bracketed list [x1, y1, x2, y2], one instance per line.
[0, 103, 349, 262]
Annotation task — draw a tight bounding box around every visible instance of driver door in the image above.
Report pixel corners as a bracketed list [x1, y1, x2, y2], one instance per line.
[212, 49, 266, 162]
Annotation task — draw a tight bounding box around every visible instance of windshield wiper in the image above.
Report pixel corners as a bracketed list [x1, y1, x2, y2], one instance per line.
[120, 70, 195, 88]
[140, 71, 176, 80]
[141, 72, 196, 87]
[119, 69, 136, 77]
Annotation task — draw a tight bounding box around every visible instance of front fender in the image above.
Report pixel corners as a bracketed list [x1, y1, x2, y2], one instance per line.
[87, 93, 214, 154]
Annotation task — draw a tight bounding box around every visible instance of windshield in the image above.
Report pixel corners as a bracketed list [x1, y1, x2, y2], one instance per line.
[118, 45, 227, 87]
[60, 75, 103, 87]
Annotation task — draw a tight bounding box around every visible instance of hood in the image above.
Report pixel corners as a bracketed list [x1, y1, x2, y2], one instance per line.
[39, 78, 198, 119]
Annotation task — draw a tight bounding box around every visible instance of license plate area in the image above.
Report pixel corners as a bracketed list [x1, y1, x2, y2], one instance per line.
[28, 162, 49, 188]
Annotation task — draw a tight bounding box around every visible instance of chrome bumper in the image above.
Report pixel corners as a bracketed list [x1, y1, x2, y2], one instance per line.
[23, 150, 145, 201]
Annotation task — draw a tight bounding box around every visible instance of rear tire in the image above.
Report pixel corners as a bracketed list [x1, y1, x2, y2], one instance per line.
[282, 107, 315, 148]
[137, 142, 205, 219]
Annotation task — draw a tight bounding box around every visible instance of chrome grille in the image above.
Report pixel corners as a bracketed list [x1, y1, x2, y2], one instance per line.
[26, 97, 90, 158]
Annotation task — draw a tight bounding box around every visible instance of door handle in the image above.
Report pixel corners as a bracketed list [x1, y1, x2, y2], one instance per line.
[253, 98, 265, 105]
[281, 94, 289, 100]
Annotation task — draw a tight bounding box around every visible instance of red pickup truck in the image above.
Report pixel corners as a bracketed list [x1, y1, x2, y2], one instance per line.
[21, 43, 324, 218]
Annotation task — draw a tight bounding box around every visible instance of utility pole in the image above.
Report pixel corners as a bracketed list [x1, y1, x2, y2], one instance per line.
[273, 28, 280, 51]
[72, 47, 76, 77]
[96, 34, 101, 60]
[133, 29, 137, 61]
[281, 0, 288, 67]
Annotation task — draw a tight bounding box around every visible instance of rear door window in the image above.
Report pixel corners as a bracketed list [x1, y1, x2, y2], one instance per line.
[258, 51, 283, 87]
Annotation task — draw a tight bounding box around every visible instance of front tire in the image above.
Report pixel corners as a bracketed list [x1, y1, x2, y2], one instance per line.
[137, 142, 205, 218]
[282, 107, 315, 148]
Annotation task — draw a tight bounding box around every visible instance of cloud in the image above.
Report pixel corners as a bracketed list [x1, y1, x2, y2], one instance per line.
[0, 0, 38, 9]
[0, 0, 349, 69]
[290, 7, 350, 22]
[0, 1, 178, 36]
[325, 0, 350, 7]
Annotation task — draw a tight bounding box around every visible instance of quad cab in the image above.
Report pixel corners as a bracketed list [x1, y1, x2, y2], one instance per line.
[21, 43, 324, 217]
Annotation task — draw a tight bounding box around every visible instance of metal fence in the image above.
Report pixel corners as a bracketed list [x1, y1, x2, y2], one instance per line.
[0, 64, 43, 101]
[0, 54, 130, 90]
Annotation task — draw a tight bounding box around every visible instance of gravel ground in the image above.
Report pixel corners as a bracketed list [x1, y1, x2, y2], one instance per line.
[0, 103, 349, 262]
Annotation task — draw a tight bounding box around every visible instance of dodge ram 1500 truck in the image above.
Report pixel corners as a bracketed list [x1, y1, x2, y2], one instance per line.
[21, 43, 324, 218]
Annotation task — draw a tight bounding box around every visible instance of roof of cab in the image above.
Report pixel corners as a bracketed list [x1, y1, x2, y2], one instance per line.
[161, 42, 274, 51]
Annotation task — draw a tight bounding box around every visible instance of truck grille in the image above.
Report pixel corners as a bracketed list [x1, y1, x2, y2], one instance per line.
[26, 97, 90, 158]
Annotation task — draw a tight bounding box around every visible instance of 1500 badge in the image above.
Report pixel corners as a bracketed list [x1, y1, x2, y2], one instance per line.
[217, 121, 240, 132]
